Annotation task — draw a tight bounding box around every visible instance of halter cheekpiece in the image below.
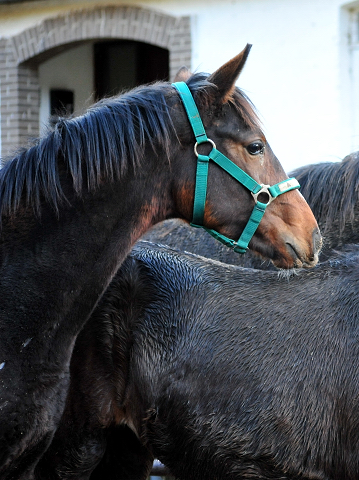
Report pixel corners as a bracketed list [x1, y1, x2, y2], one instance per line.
[172, 81, 300, 254]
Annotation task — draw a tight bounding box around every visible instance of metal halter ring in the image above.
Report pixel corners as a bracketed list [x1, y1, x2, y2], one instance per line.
[251, 184, 274, 205]
[194, 138, 216, 157]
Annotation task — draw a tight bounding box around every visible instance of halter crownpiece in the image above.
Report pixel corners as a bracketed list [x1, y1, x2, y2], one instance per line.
[172, 81, 300, 254]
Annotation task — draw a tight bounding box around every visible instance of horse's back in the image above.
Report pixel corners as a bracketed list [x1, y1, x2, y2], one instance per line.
[124, 242, 359, 480]
[141, 220, 275, 269]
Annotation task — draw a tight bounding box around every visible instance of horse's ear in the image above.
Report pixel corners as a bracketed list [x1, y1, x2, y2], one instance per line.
[173, 66, 192, 82]
[208, 44, 252, 103]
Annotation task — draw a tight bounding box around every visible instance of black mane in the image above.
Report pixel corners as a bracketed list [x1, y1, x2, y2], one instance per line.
[0, 82, 177, 218]
[291, 151, 359, 234]
[0, 75, 260, 219]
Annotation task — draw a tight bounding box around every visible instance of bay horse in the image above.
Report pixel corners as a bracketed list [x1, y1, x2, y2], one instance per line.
[35, 152, 359, 478]
[142, 150, 359, 267]
[35, 241, 359, 480]
[0, 45, 320, 479]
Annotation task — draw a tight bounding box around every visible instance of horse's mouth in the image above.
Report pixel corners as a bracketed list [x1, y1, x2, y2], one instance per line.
[251, 238, 319, 270]
[285, 242, 319, 269]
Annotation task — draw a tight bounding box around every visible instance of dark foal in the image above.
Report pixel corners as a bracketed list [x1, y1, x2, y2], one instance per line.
[292, 150, 359, 259]
[37, 241, 359, 480]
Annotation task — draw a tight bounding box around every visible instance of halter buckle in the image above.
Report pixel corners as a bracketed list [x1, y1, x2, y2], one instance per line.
[194, 139, 216, 157]
[251, 185, 274, 205]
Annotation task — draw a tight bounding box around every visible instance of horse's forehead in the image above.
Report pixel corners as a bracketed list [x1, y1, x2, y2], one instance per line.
[205, 108, 262, 139]
[206, 100, 259, 133]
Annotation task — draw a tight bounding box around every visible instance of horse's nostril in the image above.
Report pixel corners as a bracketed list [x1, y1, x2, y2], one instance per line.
[313, 228, 322, 253]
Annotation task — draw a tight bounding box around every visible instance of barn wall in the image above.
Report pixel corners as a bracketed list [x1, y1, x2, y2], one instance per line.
[0, 0, 358, 171]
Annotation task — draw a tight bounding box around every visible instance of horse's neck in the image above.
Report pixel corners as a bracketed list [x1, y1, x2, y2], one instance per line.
[318, 205, 359, 258]
[0, 165, 173, 359]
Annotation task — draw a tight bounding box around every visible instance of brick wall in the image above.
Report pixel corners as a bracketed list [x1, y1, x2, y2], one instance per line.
[0, 5, 191, 158]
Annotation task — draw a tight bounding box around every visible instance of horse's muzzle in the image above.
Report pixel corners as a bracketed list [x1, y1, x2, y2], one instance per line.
[287, 227, 322, 269]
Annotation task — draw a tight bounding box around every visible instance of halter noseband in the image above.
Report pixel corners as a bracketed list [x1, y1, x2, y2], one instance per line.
[172, 81, 300, 254]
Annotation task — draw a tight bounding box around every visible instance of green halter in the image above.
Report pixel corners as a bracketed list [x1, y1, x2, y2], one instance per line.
[172, 81, 300, 254]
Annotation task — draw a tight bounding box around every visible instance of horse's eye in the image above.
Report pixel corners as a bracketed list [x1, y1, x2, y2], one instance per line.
[246, 142, 265, 156]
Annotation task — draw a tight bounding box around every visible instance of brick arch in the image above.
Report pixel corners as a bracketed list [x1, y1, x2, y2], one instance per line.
[0, 5, 191, 157]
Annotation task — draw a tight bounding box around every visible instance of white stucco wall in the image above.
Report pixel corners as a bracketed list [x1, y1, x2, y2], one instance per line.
[1, 0, 358, 173]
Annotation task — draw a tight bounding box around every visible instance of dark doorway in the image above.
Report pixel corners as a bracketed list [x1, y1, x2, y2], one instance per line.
[49, 88, 74, 125]
[94, 40, 169, 99]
